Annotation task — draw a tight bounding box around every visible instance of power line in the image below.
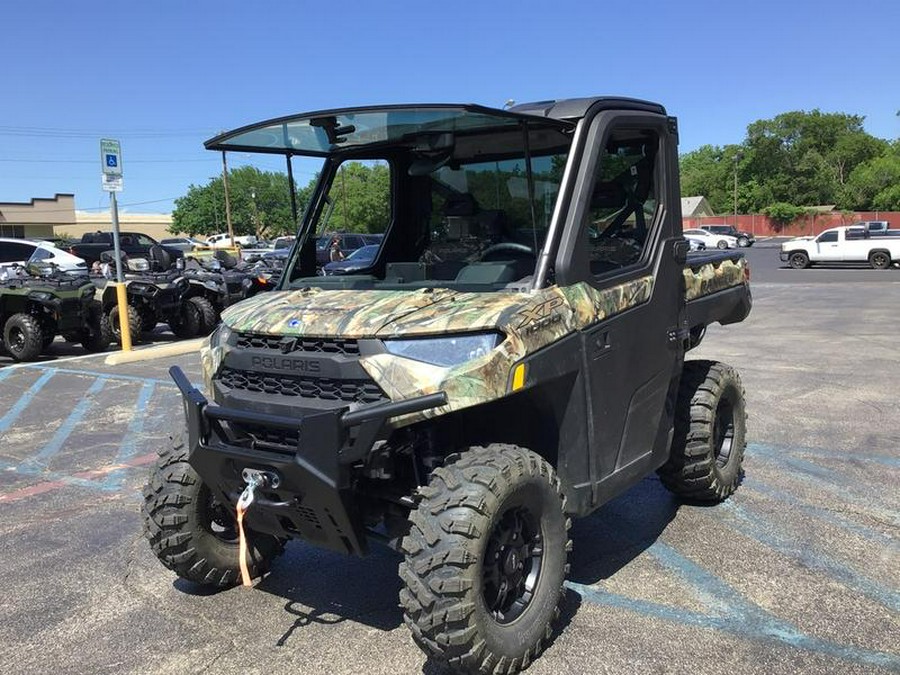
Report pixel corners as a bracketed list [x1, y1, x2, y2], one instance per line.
[0, 158, 218, 164]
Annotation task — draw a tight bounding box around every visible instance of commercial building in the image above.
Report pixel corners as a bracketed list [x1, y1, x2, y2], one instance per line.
[0, 194, 75, 240]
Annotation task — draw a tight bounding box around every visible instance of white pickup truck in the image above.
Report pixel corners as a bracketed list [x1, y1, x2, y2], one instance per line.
[781, 226, 900, 270]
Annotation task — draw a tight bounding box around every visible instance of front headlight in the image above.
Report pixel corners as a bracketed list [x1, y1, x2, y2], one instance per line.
[28, 291, 53, 301]
[383, 333, 503, 367]
[210, 322, 234, 349]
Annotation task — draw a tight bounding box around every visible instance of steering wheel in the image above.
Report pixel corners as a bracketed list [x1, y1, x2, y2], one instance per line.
[480, 242, 535, 262]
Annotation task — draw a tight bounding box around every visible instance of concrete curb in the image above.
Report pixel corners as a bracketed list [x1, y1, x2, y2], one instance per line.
[104, 338, 205, 365]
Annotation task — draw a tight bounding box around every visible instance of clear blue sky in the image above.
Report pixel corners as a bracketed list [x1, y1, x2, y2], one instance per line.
[2, 0, 897, 214]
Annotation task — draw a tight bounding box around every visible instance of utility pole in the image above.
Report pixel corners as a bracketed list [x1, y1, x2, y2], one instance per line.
[222, 151, 234, 244]
[733, 152, 743, 225]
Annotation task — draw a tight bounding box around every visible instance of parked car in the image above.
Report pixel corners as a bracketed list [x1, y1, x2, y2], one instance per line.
[321, 244, 380, 275]
[0, 237, 88, 274]
[683, 228, 738, 249]
[160, 237, 209, 253]
[700, 224, 755, 247]
[206, 233, 258, 249]
[684, 236, 706, 252]
[69, 231, 184, 266]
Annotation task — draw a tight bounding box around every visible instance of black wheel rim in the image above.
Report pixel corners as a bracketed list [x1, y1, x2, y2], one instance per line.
[201, 487, 239, 543]
[482, 504, 544, 624]
[9, 326, 25, 352]
[874, 254, 887, 267]
[713, 393, 736, 467]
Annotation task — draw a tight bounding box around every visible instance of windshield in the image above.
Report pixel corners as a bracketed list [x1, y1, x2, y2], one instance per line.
[285, 121, 572, 291]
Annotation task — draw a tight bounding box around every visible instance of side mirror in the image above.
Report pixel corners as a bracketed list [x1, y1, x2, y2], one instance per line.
[673, 238, 690, 265]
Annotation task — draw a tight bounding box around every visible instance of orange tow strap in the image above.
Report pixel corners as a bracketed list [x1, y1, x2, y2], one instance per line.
[236, 501, 252, 587]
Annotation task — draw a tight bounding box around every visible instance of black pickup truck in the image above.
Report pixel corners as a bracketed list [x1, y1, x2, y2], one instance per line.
[69, 232, 184, 266]
[144, 97, 752, 674]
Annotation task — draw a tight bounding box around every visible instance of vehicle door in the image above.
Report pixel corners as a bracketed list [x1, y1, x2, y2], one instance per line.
[814, 230, 842, 261]
[556, 111, 683, 501]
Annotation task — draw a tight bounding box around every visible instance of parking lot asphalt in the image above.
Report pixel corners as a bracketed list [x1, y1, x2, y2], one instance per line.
[0, 249, 898, 674]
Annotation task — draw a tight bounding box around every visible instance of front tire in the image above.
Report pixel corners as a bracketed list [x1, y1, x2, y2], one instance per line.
[789, 251, 810, 269]
[737, 236, 750, 247]
[3, 313, 44, 362]
[189, 296, 219, 336]
[142, 431, 282, 586]
[399, 445, 570, 674]
[658, 360, 747, 501]
[716, 240, 729, 249]
[109, 305, 143, 344]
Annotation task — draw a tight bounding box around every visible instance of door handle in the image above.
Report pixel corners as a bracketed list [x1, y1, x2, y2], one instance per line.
[592, 331, 611, 358]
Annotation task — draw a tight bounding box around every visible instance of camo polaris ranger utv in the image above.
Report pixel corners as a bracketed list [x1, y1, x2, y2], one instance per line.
[144, 97, 751, 674]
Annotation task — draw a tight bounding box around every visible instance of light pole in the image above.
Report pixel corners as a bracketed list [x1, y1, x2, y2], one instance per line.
[733, 152, 743, 225]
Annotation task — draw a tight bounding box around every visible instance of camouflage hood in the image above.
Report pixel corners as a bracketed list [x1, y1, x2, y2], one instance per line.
[220, 287, 463, 338]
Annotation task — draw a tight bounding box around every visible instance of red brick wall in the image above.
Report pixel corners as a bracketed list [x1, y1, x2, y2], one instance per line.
[683, 212, 900, 237]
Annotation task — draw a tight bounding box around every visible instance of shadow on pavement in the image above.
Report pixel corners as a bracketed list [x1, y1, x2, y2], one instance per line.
[568, 476, 680, 584]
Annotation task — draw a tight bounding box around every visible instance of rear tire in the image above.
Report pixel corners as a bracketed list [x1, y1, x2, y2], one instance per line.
[81, 303, 111, 353]
[399, 445, 570, 674]
[168, 299, 201, 338]
[3, 313, 44, 362]
[869, 250, 891, 270]
[658, 360, 747, 501]
[142, 430, 283, 587]
[789, 251, 810, 269]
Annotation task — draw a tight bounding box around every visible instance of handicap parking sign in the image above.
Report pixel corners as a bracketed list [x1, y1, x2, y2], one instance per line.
[100, 139, 122, 177]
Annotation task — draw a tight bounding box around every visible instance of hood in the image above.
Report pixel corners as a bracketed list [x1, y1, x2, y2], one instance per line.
[783, 236, 814, 246]
[220, 287, 464, 337]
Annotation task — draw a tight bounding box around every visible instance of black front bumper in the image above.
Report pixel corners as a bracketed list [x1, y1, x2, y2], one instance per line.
[170, 366, 446, 557]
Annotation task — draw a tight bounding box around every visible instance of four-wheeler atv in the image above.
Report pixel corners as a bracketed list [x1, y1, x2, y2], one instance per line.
[144, 97, 753, 674]
[179, 251, 270, 336]
[0, 263, 108, 361]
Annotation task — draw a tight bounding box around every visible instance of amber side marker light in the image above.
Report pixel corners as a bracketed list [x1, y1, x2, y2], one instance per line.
[511, 363, 526, 391]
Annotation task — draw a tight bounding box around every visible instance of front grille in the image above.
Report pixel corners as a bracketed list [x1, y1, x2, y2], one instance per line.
[219, 367, 386, 404]
[229, 421, 299, 454]
[236, 332, 360, 356]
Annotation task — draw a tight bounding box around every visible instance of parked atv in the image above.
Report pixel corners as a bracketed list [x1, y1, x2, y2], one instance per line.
[0, 263, 108, 361]
[92, 249, 201, 343]
[179, 251, 278, 335]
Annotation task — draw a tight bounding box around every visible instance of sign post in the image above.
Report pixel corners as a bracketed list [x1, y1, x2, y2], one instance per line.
[101, 138, 131, 351]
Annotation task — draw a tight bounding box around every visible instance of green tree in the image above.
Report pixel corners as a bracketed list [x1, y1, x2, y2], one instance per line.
[762, 202, 807, 230]
[172, 166, 313, 238]
[840, 142, 900, 210]
[680, 110, 889, 214]
[322, 162, 391, 233]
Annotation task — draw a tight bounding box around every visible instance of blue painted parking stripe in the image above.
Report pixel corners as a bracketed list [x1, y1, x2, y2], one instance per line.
[103, 381, 156, 489]
[746, 480, 899, 551]
[568, 543, 900, 670]
[19, 377, 108, 473]
[719, 500, 900, 614]
[0, 370, 55, 434]
[18, 363, 177, 387]
[0, 368, 15, 384]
